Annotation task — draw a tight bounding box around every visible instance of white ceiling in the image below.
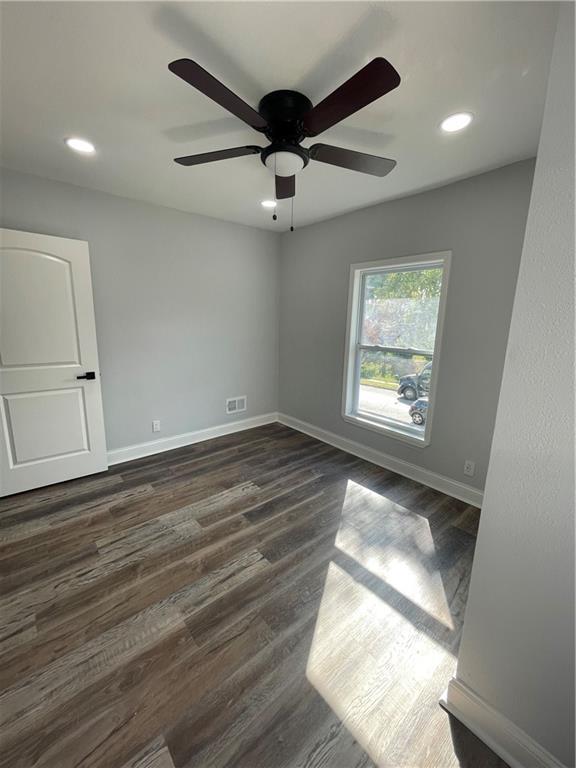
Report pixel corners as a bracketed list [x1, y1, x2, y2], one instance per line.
[0, 2, 558, 231]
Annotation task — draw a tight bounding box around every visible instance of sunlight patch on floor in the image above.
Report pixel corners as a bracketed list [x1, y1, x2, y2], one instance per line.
[305, 560, 458, 766]
[334, 480, 454, 629]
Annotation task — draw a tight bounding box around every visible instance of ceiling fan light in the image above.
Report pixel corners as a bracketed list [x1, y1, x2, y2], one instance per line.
[265, 151, 305, 177]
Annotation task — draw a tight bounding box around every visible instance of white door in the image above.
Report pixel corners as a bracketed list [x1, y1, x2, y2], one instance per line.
[0, 228, 107, 497]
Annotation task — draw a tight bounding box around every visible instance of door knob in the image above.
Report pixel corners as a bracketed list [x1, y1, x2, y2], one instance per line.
[76, 371, 96, 380]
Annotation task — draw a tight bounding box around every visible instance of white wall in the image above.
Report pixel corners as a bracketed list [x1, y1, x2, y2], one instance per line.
[278, 160, 535, 493]
[0, 169, 279, 451]
[447, 5, 574, 766]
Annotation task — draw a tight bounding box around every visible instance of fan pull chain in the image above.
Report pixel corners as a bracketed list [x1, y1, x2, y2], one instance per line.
[290, 198, 294, 232]
[272, 155, 278, 221]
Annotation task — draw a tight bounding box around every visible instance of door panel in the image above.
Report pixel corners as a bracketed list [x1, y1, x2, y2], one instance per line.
[2, 388, 89, 464]
[1, 249, 80, 366]
[0, 229, 107, 496]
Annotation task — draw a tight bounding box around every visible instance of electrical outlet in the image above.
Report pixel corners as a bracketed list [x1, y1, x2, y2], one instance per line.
[463, 459, 475, 477]
[152, 420, 161, 433]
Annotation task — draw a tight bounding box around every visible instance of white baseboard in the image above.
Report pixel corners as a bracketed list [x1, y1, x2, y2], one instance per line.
[441, 678, 568, 768]
[107, 412, 279, 466]
[277, 412, 483, 507]
[108, 410, 483, 507]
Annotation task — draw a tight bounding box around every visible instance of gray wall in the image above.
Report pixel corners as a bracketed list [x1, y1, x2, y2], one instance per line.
[1, 159, 535, 491]
[278, 160, 535, 491]
[454, 6, 574, 764]
[0, 169, 279, 451]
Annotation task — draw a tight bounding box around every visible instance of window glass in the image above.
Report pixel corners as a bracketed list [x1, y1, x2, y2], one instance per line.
[344, 258, 448, 444]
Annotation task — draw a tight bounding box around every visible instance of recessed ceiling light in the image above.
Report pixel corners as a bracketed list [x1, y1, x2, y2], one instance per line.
[441, 113, 473, 133]
[65, 137, 96, 154]
[261, 200, 277, 208]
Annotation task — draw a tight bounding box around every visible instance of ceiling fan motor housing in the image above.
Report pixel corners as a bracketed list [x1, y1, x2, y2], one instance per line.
[258, 90, 313, 141]
[258, 90, 312, 175]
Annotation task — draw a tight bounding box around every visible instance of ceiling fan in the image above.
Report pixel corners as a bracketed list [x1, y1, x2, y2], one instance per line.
[168, 57, 401, 203]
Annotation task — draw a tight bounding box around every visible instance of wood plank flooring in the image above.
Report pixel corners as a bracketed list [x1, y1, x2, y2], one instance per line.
[0, 423, 508, 768]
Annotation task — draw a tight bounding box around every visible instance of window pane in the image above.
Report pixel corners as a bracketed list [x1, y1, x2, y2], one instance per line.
[353, 264, 444, 438]
[361, 267, 443, 350]
[357, 348, 430, 432]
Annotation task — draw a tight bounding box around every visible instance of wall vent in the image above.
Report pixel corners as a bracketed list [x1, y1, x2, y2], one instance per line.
[226, 396, 247, 415]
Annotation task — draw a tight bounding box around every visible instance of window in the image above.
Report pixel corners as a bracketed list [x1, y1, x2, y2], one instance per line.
[342, 252, 451, 446]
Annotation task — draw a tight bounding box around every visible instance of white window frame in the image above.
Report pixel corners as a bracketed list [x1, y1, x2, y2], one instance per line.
[342, 250, 452, 448]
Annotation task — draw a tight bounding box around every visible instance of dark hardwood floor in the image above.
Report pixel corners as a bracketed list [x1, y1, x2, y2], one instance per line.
[0, 423, 508, 767]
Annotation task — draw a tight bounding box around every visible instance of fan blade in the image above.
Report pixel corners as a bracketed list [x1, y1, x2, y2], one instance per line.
[174, 145, 261, 166]
[309, 144, 396, 177]
[303, 58, 400, 137]
[169, 59, 267, 131]
[276, 175, 295, 199]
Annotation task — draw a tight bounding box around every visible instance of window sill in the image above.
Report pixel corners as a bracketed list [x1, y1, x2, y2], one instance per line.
[342, 411, 430, 448]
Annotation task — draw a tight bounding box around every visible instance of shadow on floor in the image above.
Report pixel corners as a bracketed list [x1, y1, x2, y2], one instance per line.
[448, 714, 511, 768]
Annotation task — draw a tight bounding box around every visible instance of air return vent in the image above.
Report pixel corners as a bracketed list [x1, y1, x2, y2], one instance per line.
[226, 396, 247, 415]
